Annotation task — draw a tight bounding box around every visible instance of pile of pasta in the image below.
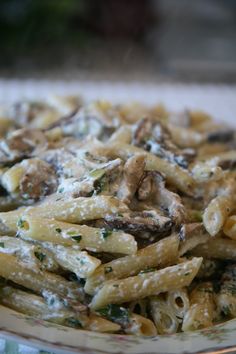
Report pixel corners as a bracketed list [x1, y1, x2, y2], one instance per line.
[0, 97, 236, 336]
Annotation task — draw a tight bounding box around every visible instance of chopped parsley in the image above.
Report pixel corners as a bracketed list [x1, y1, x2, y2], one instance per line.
[66, 317, 82, 328]
[72, 235, 82, 243]
[104, 266, 113, 274]
[77, 258, 85, 265]
[67, 230, 78, 236]
[184, 272, 191, 276]
[55, 228, 62, 234]
[89, 168, 105, 179]
[58, 187, 64, 193]
[34, 252, 46, 263]
[139, 268, 156, 274]
[17, 218, 27, 229]
[100, 228, 112, 239]
[0, 242, 4, 248]
[96, 304, 130, 326]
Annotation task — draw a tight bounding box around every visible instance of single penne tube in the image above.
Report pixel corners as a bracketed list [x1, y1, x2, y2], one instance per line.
[0, 195, 128, 233]
[95, 143, 195, 195]
[166, 123, 204, 148]
[216, 265, 236, 318]
[85, 234, 179, 295]
[182, 282, 215, 331]
[0, 253, 80, 300]
[108, 125, 132, 144]
[47, 245, 101, 278]
[223, 215, 236, 240]
[179, 224, 210, 256]
[125, 313, 157, 336]
[203, 195, 234, 236]
[86, 315, 121, 333]
[149, 296, 179, 334]
[166, 288, 190, 319]
[0, 286, 87, 325]
[90, 257, 203, 310]
[191, 237, 236, 260]
[0, 236, 59, 272]
[17, 216, 137, 255]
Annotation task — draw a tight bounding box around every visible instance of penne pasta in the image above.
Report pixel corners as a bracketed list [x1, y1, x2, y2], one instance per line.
[223, 215, 236, 240]
[85, 234, 179, 295]
[149, 296, 179, 334]
[17, 215, 137, 255]
[90, 257, 203, 310]
[167, 288, 190, 319]
[191, 237, 236, 261]
[0, 253, 81, 300]
[125, 314, 157, 336]
[182, 282, 215, 331]
[203, 195, 234, 236]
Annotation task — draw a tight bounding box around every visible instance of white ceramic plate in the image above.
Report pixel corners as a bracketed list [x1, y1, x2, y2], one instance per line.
[1, 81, 236, 354]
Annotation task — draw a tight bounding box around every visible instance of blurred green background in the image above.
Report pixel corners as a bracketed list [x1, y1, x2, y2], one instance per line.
[0, 0, 235, 82]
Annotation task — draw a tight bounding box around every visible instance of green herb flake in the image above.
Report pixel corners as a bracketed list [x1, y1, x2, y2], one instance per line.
[113, 284, 119, 288]
[0, 242, 4, 248]
[100, 228, 112, 239]
[17, 218, 27, 229]
[104, 266, 113, 274]
[55, 228, 62, 234]
[96, 304, 130, 326]
[184, 272, 191, 276]
[34, 252, 46, 263]
[67, 230, 78, 236]
[89, 168, 105, 179]
[139, 268, 156, 274]
[58, 187, 64, 193]
[72, 235, 82, 243]
[66, 317, 82, 328]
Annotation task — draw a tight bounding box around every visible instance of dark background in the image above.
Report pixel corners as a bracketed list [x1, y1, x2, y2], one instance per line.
[0, 0, 236, 82]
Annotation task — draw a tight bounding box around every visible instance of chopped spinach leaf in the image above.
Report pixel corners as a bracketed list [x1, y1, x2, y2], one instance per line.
[100, 228, 112, 239]
[72, 235, 82, 243]
[96, 304, 130, 326]
[104, 266, 113, 274]
[0, 242, 4, 248]
[55, 228, 62, 234]
[66, 317, 82, 328]
[34, 252, 46, 263]
[17, 218, 27, 229]
[139, 267, 156, 274]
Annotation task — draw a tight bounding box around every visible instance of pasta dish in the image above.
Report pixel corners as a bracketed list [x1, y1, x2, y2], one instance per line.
[0, 97, 235, 336]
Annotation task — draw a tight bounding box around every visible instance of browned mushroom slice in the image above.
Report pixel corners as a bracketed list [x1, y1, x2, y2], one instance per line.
[0, 129, 47, 166]
[19, 159, 58, 200]
[138, 172, 186, 225]
[133, 117, 153, 146]
[117, 154, 146, 204]
[104, 210, 172, 235]
[133, 118, 195, 168]
[207, 130, 235, 143]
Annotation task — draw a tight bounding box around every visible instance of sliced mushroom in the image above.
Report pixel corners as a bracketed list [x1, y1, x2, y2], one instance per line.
[207, 130, 235, 143]
[117, 154, 146, 204]
[104, 210, 172, 236]
[0, 129, 47, 166]
[138, 171, 186, 225]
[19, 159, 58, 200]
[133, 118, 195, 168]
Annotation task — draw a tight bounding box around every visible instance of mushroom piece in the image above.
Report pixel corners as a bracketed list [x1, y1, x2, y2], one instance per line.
[138, 171, 186, 225]
[132, 118, 196, 169]
[117, 154, 146, 204]
[19, 159, 58, 200]
[207, 130, 235, 143]
[104, 210, 172, 237]
[0, 128, 47, 166]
